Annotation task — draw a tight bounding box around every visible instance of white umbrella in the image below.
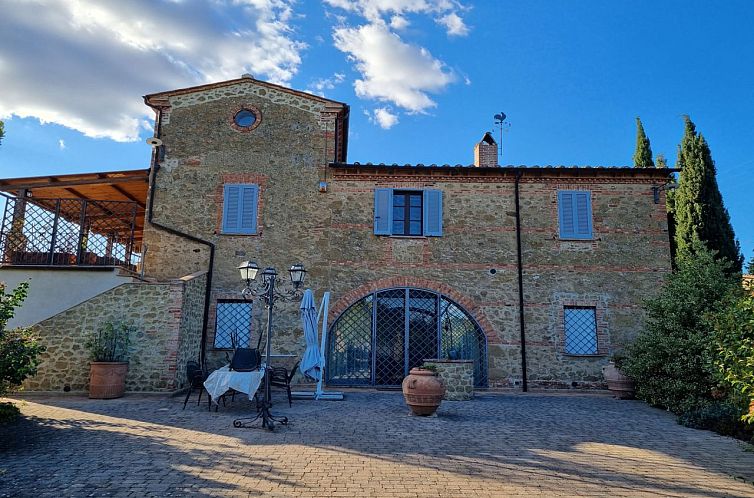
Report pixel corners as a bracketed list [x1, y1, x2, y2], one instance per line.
[299, 289, 322, 381]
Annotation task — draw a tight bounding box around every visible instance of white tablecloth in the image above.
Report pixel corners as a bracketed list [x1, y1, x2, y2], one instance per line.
[203, 365, 265, 405]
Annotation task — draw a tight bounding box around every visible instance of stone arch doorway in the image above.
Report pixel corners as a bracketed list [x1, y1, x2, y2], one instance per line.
[326, 287, 488, 387]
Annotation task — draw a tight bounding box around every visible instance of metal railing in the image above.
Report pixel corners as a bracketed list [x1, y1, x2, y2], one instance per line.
[0, 193, 141, 269]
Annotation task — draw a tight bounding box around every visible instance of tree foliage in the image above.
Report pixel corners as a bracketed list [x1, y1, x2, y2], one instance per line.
[0, 120, 4, 146]
[0, 282, 45, 396]
[713, 293, 754, 423]
[632, 117, 655, 168]
[673, 116, 743, 272]
[623, 244, 739, 413]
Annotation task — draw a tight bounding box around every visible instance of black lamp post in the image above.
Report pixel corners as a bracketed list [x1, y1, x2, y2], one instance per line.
[233, 261, 306, 431]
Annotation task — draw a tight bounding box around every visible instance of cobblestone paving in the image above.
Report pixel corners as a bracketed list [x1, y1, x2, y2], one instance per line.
[1, 390, 753, 497]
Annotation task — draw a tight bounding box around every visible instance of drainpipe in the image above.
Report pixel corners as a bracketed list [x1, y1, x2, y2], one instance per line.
[514, 170, 528, 392]
[146, 107, 215, 369]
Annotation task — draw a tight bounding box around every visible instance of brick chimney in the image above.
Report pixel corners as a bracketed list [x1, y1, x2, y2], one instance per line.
[474, 132, 498, 167]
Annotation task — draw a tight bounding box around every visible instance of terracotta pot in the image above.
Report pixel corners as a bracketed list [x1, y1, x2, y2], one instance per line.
[402, 367, 446, 416]
[89, 362, 128, 399]
[602, 362, 635, 399]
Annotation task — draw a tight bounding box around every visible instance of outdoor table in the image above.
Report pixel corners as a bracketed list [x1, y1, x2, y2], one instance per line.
[204, 365, 266, 406]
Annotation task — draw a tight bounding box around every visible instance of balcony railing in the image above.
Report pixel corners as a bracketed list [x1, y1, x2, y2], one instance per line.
[0, 193, 141, 269]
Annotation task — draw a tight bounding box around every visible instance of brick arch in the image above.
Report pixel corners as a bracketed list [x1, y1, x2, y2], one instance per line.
[329, 276, 501, 345]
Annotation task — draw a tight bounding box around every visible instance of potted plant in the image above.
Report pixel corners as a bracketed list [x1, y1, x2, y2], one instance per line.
[402, 364, 446, 416]
[602, 352, 635, 399]
[85, 321, 134, 399]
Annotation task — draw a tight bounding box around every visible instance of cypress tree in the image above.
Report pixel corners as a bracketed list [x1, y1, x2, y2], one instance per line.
[673, 116, 743, 272]
[655, 153, 668, 169]
[633, 117, 654, 168]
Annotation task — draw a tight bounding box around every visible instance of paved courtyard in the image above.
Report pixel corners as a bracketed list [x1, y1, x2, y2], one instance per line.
[1, 390, 753, 497]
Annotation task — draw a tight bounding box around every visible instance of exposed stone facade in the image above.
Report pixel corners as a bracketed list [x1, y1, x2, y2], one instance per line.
[424, 360, 474, 400]
[24, 272, 206, 393]
[137, 77, 673, 391]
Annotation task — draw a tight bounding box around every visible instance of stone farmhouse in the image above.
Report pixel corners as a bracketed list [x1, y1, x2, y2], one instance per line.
[0, 75, 674, 393]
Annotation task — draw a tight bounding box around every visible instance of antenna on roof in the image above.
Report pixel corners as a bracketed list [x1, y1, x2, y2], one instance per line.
[493, 112, 509, 159]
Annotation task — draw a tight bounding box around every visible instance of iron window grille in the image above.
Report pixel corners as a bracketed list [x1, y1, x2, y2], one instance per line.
[327, 288, 488, 387]
[563, 306, 598, 355]
[214, 300, 253, 349]
[392, 191, 423, 236]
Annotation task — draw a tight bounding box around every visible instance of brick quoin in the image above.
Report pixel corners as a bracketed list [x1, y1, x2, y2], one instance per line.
[329, 276, 502, 345]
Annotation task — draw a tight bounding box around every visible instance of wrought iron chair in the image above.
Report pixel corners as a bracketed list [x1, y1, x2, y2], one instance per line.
[268, 360, 300, 407]
[182, 360, 210, 410]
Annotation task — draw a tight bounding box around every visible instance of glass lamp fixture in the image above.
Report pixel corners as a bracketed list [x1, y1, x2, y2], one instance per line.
[238, 261, 260, 283]
[289, 263, 307, 288]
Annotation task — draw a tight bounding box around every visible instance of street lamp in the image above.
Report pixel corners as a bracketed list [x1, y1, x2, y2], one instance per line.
[233, 261, 307, 431]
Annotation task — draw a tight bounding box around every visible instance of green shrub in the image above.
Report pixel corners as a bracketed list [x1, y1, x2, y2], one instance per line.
[84, 320, 134, 362]
[0, 401, 20, 425]
[623, 245, 740, 414]
[678, 400, 754, 443]
[713, 293, 754, 423]
[0, 282, 45, 397]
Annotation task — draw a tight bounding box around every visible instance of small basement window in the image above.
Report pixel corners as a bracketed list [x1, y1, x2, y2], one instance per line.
[214, 300, 253, 349]
[563, 306, 598, 355]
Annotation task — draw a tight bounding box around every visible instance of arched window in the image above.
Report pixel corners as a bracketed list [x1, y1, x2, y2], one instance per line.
[327, 288, 488, 387]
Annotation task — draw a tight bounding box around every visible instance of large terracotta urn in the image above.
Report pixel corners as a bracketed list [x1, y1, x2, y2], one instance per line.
[89, 362, 129, 399]
[402, 367, 446, 416]
[602, 362, 635, 399]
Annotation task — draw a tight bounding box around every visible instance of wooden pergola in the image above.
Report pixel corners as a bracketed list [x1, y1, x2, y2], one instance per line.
[0, 169, 149, 244]
[0, 169, 149, 267]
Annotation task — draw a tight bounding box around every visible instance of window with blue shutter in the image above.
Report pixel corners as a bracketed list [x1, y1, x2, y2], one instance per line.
[222, 184, 259, 234]
[563, 306, 598, 355]
[558, 190, 592, 239]
[374, 189, 443, 237]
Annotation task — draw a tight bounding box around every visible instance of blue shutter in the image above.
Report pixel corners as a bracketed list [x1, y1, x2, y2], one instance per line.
[558, 190, 592, 239]
[374, 189, 393, 235]
[558, 191, 575, 238]
[239, 184, 259, 234]
[223, 185, 241, 233]
[574, 191, 592, 239]
[223, 184, 258, 234]
[423, 189, 443, 236]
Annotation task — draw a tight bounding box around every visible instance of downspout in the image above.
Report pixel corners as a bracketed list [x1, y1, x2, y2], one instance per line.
[146, 106, 215, 369]
[514, 171, 528, 392]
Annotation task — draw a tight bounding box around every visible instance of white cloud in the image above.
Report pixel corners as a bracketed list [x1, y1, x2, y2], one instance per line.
[58, 139, 66, 150]
[307, 72, 346, 95]
[325, 1, 466, 128]
[390, 15, 410, 30]
[0, 0, 304, 142]
[333, 23, 454, 113]
[323, 0, 465, 25]
[436, 12, 468, 37]
[369, 107, 399, 129]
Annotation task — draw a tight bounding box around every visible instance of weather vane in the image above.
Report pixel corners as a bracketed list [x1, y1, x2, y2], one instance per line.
[493, 112, 510, 159]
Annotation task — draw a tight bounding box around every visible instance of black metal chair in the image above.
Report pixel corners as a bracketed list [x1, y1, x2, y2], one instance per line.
[268, 360, 300, 407]
[182, 360, 210, 410]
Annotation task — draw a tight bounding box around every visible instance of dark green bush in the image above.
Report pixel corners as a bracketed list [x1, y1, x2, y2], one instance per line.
[623, 245, 740, 414]
[713, 293, 754, 424]
[0, 282, 45, 397]
[678, 400, 754, 443]
[0, 401, 20, 425]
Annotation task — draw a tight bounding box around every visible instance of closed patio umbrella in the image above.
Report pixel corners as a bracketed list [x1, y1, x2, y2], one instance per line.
[299, 289, 322, 381]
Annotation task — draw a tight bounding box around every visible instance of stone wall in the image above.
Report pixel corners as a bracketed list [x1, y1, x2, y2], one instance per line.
[175, 272, 207, 389]
[24, 272, 207, 393]
[324, 170, 673, 389]
[424, 360, 474, 400]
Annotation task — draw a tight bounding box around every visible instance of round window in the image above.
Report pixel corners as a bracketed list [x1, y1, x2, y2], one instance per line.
[234, 109, 257, 128]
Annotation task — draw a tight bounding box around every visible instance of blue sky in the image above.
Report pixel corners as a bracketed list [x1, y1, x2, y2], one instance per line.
[1, 1, 752, 265]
